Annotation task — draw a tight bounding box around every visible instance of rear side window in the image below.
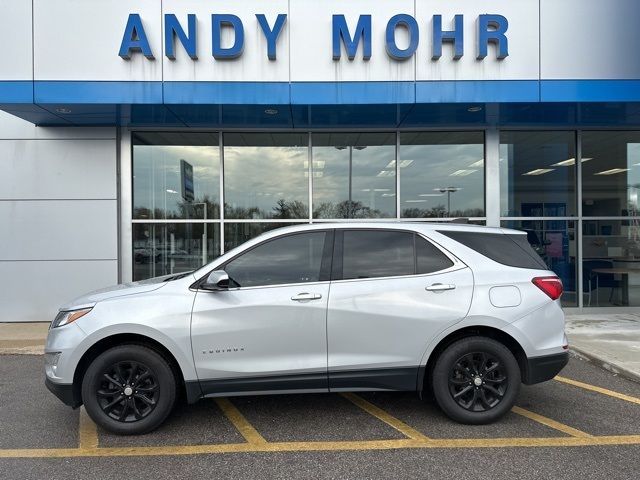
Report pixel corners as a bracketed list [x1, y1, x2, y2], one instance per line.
[416, 236, 454, 274]
[339, 230, 454, 280]
[342, 230, 414, 279]
[438, 231, 547, 270]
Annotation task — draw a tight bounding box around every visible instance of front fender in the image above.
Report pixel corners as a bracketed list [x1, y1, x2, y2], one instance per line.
[73, 323, 198, 383]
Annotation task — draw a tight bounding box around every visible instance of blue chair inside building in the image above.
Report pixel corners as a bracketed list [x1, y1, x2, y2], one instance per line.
[559, 261, 618, 306]
[583, 260, 621, 306]
[555, 262, 579, 305]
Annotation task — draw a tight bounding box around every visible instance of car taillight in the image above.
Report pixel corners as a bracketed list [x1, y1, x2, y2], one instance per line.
[532, 276, 563, 300]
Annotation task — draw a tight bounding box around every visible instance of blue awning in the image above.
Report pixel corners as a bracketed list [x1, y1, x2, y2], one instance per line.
[1, 80, 640, 127]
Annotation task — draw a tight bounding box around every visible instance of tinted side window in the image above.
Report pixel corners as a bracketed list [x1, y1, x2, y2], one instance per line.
[416, 236, 454, 274]
[342, 230, 414, 280]
[225, 232, 326, 287]
[438, 231, 547, 270]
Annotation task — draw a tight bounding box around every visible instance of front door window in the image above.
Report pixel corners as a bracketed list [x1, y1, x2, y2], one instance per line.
[224, 232, 327, 288]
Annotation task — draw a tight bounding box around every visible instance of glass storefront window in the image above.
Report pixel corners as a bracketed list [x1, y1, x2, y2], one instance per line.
[133, 133, 220, 220]
[224, 133, 309, 219]
[502, 220, 577, 307]
[399, 132, 484, 218]
[582, 132, 640, 217]
[132, 223, 220, 281]
[129, 129, 640, 308]
[223, 223, 304, 252]
[312, 133, 396, 218]
[500, 132, 576, 217]
[582, 219, 640, 307]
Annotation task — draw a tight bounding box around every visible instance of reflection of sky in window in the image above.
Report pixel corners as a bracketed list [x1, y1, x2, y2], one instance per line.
[133, 133, 487, 220]
[223, 146, 308, 218]
[399, 139, 484, 217]
[582, 133, 640, 216]
[133, 145, 220, 219]
[312, 145, 396, 217]
[499, 132, 575, 217]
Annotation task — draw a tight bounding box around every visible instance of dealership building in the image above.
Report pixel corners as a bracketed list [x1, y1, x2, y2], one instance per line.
[2, 0, 640, 321]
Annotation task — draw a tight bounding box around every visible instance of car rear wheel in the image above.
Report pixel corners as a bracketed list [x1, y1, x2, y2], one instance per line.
[81, 345, 177, 435]
[431, 337, 520, 424]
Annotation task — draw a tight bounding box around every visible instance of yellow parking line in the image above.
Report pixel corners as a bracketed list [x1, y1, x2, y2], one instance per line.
[78, 407, 99, 449]
[214, 398, 267, 444]
[340, 393, 431, 441]
[511, 406, 592, 438]
[1, 435, 640, 458]
[555, 376, 640, 405]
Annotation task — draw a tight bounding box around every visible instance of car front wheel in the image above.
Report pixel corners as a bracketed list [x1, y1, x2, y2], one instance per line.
[81, 345, 177, 435]
[431, 336, 521, 424]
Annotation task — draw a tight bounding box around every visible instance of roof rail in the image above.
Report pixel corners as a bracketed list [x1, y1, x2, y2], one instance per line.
[448, 218, 469, 224]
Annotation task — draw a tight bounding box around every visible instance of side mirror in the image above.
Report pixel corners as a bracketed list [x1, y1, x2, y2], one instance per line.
[201, 270, 230, 291]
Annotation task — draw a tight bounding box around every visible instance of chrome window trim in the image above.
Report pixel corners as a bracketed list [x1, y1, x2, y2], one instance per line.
[329, 264, 468, 285]
[196, 279, 331, 293]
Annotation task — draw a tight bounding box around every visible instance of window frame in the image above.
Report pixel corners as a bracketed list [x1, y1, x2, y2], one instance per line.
[194, 229, 334, 291]
[331, 228, 463, 283]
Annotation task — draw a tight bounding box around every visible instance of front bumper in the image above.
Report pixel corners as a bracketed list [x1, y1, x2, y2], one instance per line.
[522, 351, 569, 385]
[45, 378, 81, 408]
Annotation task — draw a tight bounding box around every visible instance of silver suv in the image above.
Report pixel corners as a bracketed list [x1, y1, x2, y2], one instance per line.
[45, 223, 568, 435]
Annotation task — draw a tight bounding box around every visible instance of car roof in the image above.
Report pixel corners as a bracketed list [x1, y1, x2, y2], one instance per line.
[251, 222, 523, 237]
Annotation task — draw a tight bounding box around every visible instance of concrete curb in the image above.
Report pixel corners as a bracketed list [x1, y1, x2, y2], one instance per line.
[0, 345, 44, 355]
[569, 347, 640, 384]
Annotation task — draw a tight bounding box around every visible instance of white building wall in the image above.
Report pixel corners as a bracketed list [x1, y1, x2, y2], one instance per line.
[0, 112, 118, 322]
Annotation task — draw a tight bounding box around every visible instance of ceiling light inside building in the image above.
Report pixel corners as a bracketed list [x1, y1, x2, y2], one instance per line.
[419, 193, 445, 197]
[523, 168, 555, 176]
[594, 168, 629, 175]
[450, 169, 477, 176]
[304, 160, 325, 169]
[376, 170, 396, 177]
[467, 106, 483, 112]
[55, 107, 72, 114]
[405, 199, 428, 203]
[551, 157, 593, 167]
[384, 160, 413, 169]
[468, 159, 484, 168]
[264, 108, 278, 115]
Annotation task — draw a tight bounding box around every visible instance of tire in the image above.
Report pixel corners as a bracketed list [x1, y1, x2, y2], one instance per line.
[81, 345, 177, 435]
[431, 337, 520, 424]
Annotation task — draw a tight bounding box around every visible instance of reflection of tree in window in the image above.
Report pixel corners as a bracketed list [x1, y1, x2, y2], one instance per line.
[313, 200, 383, 219]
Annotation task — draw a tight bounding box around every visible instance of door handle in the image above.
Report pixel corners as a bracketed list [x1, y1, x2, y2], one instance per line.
[291, 292, 323, 301]
[425, 283, 456, 292]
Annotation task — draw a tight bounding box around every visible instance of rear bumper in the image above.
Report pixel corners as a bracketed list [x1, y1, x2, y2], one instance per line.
[523, 351, 569, 385]
[45, 378, 81, 408]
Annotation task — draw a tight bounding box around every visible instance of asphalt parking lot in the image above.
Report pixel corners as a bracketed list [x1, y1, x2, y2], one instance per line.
[0, 355, 639, 480]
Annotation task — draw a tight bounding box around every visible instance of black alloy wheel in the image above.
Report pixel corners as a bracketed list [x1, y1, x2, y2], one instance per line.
[431, 336, 521, 424]
[447, 352, 507, 412]
[97, 361, 159, 422]
[82, 345, 177, 435]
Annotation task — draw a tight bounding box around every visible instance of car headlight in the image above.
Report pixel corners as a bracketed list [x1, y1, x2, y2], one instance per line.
[51, 307, 93, 329]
